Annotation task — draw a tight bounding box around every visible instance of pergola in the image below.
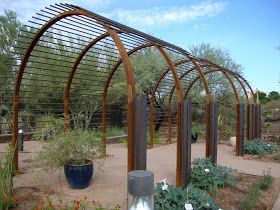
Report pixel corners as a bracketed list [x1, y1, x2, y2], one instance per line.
[10, 3, 260, 187]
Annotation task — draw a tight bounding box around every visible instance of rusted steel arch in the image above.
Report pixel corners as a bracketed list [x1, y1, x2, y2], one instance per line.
[167, 64, 250, 144]
[64, 32, 111, 131]
[166, 65, 209, 144]
[156, 46, 184, 187]
[13, 9, 94, 170]
[184, 67, 246, 156]
[149, 59, 193, 147]
[197, 59, 249, 104]
[184, 69, 239, 102]
[12, 9, 136, 170]
[102, 43, 154, 157]
[234, 73, 256, 104]
[101, 42, 185, 186]
[192, 60, 240, 103]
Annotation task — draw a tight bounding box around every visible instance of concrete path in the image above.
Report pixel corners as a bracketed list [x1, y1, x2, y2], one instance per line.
[1, 141, 279, 209]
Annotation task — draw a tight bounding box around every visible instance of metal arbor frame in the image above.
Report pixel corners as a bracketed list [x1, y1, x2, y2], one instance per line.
[10, 3, 257, 187]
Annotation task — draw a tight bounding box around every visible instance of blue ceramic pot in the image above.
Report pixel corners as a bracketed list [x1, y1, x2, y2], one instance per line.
[64, 160, 93, 189]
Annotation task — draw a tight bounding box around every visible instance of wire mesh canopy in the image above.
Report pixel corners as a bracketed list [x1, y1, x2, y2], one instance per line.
[1, 3, 257, 186]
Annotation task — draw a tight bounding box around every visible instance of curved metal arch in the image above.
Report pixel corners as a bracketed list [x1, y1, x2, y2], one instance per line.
[164, 51, 212, 156]
[184, 68, 245, 156]
[101, 42, 185, 186]
[234, 74, 256, 103]
[196, 58, 250, 103]
[64, 32, 111, 131]
[156, 46, 184, 187]
[149, 59, 193, 145]
[191, 60, 240, 103]
[149, 57, 210, 148]
[101, 43, 154, 157]
[184, 69, 239, 101]
[12, 9, 136, 170]
[166, 65, 208, 144]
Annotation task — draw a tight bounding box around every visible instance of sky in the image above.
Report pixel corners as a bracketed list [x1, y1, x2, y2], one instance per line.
[0, 0, 279, 93]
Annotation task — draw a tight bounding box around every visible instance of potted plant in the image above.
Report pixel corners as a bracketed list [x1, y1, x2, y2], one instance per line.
[36, 129, 103, 189]
[192, 123, 202, 143]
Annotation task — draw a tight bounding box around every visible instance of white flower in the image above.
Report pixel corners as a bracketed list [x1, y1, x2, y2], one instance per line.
[161, 183, 168, 191]
[160, 179, 167, 184]
[185, 203, 193, 210]
[204, 168, 210, 173]
[267, 144, 271, 147]
[206, 203, 210, 207]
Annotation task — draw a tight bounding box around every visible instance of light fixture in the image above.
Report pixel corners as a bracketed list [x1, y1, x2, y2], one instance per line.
[128, 170, 154, 210]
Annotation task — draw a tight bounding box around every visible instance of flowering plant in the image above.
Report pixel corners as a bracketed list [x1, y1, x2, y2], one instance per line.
[154, 181, 220, 210]
[191, 158, 236, 195]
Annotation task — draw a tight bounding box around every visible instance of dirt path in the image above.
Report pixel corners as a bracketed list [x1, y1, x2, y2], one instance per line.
[1, 141, 279, 209]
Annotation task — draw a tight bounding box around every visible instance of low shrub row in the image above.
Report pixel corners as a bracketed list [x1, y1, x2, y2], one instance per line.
[244, 139, 278, 156]
[154, 158, 237, 210]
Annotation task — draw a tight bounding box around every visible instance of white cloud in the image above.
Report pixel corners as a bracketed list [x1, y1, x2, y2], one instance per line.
[104, 1, 227, 27]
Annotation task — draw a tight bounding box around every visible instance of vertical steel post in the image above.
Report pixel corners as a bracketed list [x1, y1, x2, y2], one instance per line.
[181, 99, 192, 187]
[247, 104, 255, 140]
[254, 104, 261, 139]
[208, 101, 218, 163]
[236, 104, 245, 156]
[135, 97, 147, 170]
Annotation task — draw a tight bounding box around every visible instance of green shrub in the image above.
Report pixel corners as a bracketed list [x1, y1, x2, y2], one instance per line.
[154, 182, 220, 210]
[106, 126, 126, 137]
[32, 116, 64, 141]
[147, 129, 162, 147]
[259, 169, 274, 191]
[192, 123, 202, 136]
[35, 129, 103, 170]
[191, 158, 236, 195]
[240, 182, 261, 210]
[0, 144, 17, 210]
[244, 139, 278, 156]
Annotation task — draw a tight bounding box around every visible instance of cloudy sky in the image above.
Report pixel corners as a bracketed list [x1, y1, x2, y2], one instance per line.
[1, 0, 279, 92]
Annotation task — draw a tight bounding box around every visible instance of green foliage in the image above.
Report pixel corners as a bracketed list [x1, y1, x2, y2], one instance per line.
[147, 130, 162, 147]
[35, 129, 103, 170]
[244, 139, 278, 156]
[105, 126, 126, 137]
[259, 169, 274, 191]
[123, 129, 162, 148]
[0, 144, 17, 209]
[240, 182, 261, 210]
[191, 158, 236, 195]
[257, 90, 280, 104]
[240, 169, 273, 210]
[192, 123, 202, 136]
[0, 10, 23, 135]
[32, 116, 64, 141]
[154, 182, 220, 210]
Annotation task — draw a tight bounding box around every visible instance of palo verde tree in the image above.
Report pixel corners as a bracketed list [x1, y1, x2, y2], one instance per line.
[189, 43, 244, 139]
